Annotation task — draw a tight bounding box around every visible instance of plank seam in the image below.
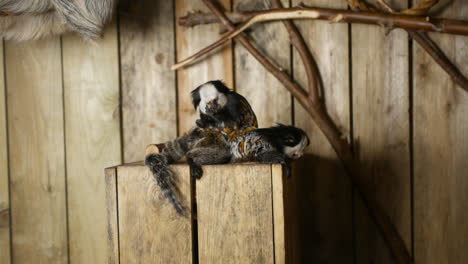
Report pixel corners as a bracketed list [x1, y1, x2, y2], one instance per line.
[116, 13, 125, 163]
[408, 0, 415, 258]
[173, 0, 180, 137]
[347, 12, 357, 264]
[270, 165, 277, 264]
[59, 35, 72, 264]
[191, 169, 199, 264]
[2, 38, 13, 264]
[115, 168, 121, 264]
[289, 0, 294, 126]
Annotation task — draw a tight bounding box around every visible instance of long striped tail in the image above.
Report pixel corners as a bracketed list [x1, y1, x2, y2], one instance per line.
[145, 153, 186, 215]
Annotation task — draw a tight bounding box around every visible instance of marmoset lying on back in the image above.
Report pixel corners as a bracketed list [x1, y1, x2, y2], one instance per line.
[145, 81, 309, 215]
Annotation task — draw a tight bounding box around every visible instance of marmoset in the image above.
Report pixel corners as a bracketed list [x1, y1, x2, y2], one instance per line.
[145, 81, 309, 215]
[146, 80, 257, 215]
[146, 124, 309, 215]
[191, 80, 258, 131]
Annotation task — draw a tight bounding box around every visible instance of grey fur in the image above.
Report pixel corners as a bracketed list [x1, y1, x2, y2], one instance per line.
[145, 128, 230, 215]
[0, 0, 116, 41]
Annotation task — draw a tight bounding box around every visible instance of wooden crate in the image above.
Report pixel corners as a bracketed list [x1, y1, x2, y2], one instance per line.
[105, 162, 299, 264]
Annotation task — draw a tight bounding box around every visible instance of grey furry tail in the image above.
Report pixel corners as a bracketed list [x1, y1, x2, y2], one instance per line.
[145, 154, 186, 216]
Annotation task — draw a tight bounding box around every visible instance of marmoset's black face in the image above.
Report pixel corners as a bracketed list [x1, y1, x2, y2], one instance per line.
[257, 124, 310, 160]
[277, 125, 310, 160]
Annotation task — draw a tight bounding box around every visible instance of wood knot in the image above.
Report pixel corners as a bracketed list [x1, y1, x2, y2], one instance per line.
[155, 53, 164, 64]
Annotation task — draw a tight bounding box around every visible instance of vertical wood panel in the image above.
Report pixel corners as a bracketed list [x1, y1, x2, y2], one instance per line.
[120, 0, 177, 162]
[104, 167, 119, 264]
[352, 0, 411, 262]
[272, 165, 286, 264]
[197, 164, 274, 264]
[292, 0, 352, 262]
[5, 38, 68, 263]
[234, 0, 291, 127]
[414, 1, 468, 263]
[273, 164, 300, 264]
[118, 165, 192, 264]
[62, 24, 121, 264]
[0, 40, 11, 264]
[176, 0, 233, 133]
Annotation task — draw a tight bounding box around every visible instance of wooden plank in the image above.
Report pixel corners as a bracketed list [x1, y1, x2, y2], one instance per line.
[234, 0, 291, 126]
[176, 0, 233, 133]
[272, 164, 300, 264]
[292, 0, 353, 262]
[120, 0, 177, 162]
[272, 164, 286, 264]
[61, 23, 121, 264]
[0, 40, 11, 264]
[117, 165, 192, 264]
[197, 164, 274, 263]
[413, 1, 468, 263]
[352, 0, 411, 262]
[105, 167, 119, 264]
[5, 38, 68, 263]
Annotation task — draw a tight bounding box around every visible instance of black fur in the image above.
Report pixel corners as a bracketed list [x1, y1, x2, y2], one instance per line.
[255, 124, 310, 152]
[145, 154, 186, 215]
[145, 128, 231, 215]
[191, 80, 231, 108]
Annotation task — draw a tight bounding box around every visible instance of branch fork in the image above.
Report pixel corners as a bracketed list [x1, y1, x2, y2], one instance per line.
[171, 0, 468, 263]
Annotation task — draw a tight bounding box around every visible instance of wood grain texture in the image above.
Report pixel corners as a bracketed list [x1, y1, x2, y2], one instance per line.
[272, 164, 299, 264]
[272, 164, 286, 264]
[413, 1, 468, 263]
[292, 0, 353, 262]
[62, 23, 121, 264]
[234, 0, 291, 127]
[5, 38, 68, 264]
[352, 0, 411, 262]
[117, 165, 192, 264]
[176, 0, 233, 134]
[0, 40, 11, 264]
[197, 164, 274, 264]
[120, 0, 177, 162]
[105, 167, 119, 264]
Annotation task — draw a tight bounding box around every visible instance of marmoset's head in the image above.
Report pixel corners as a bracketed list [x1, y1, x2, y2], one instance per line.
[191, 80, 230, 114]
[281, 125, 309, 160]
[267, 124, 310, 160]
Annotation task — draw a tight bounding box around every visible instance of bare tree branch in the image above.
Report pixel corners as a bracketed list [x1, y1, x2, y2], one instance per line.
[173, 6, 468, 70]
[411, 32, 468, 92]
[270, 0, 320, 104]
[193, 0, 413, 263]
[375, 0, 468, 92]
[178, 6, 468, 35]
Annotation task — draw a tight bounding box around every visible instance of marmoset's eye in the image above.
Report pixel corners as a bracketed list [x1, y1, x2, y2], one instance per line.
[286, 137, 295, 144]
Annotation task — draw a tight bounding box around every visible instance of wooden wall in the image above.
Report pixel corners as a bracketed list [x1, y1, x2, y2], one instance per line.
[0, 0, 467, 263]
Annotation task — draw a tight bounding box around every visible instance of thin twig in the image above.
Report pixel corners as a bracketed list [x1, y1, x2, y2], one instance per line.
[179, 10, 251, 27]
[271, 0, 320, 104]
[375, 0, 468, 92]
[200, 0, 306, 101]
[411, 32, 468, 92]
[400, 0, 439, 16]
[173, 6, 468, 70]
[346, 0, 376, 11]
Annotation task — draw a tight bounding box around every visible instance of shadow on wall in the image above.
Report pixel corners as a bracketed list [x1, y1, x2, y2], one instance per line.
[118, 0, 164, 32]
[293, 153, 408, 263]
